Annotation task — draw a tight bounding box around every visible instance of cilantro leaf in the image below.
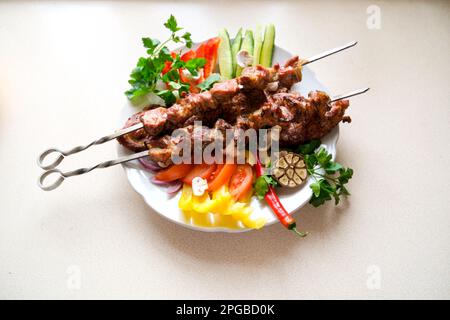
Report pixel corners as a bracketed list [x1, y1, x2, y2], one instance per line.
[254, 175, 278, 199]
[297, 139, 321, 155]
[302, 146, 353, 207]
[325, 162, 343, 174]
[316, 147, 332, 167]
[182, 32, 193, 48]
[197, 73, 221, 92]
[156, 90, 177, 105]
[164, 15, 182, 32]
[309, 179, 333, 207]
[185, 58, 206, 76]
[310, 181, 321, 197]
[125, 15, 198, 106]
[142, 38, 160, 54]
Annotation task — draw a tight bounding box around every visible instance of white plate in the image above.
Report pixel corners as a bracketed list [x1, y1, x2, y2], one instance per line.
[117, 44, 338, 233]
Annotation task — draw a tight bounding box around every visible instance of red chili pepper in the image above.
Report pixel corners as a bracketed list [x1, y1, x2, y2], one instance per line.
[255, 158, 308, 237]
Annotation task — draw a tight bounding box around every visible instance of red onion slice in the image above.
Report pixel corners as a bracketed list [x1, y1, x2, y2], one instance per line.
[138, 157, 162, 172]
[150, 176, 172, 186]
[166, 181, 183, 195]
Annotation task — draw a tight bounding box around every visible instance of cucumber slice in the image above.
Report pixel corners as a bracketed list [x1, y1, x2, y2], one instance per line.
[231, 28, 243, 77]
[236, 30, 254, 76]
[218, 28, 234, 80]
[253, 24, 264, 66]
[260, 24, 275, 67]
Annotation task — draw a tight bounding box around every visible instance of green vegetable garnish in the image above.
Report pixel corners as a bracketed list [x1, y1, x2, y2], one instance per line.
[296, 139, 321, 155]
[260, 24, 275, 67]
[231, 28, 243, 77]
[236, 30, 254, 76]
[254, 175, 278, 200]
[218, 28, 234, 79]
[298, 141, 353, 207]
[125, 15, 203, 106]
[197, 73, 221, 92]
[252, 24, 264, 66]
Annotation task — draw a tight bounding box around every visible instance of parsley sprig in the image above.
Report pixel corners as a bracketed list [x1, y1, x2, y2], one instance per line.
[298, 140, 354, 207]
[254, 174, 278, 199]
[125, 15, 205, 105]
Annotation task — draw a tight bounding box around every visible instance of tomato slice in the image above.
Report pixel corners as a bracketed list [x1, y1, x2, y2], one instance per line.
[154, 164, 192, 182]
[229, 164, 254, 201]
[182, 163, 217, 185]
[208, 163, 237, 191]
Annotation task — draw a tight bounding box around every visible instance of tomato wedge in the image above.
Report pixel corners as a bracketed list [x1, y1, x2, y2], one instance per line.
[208, 163, 237, 191]
[229, 164, 254, 201]
[182, 163, 217, 185]
[154, 164, 192, 182]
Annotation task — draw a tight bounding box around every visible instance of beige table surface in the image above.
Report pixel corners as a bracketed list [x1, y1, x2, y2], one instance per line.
[0, 0, 449, 299]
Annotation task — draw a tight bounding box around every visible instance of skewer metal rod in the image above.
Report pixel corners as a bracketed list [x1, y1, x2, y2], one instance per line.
[302, 41, 358, 66]
[38, 150, 149, 191]
[37, 42, 358, 173]
[330, 87, 370, 103]
[37, 122, 143, 170]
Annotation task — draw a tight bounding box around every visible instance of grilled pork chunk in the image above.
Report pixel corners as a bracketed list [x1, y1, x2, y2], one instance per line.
[118, 57, 303, 151]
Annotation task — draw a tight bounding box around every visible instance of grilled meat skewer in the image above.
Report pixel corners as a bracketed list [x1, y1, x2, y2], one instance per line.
[118, 57, 303, 151]
[144, 90, 350, 166]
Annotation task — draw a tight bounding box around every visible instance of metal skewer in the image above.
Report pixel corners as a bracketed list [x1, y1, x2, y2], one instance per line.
[38, 150, 148, 191]
[37, 87, 369, 191]
[329, 87, 370, 104]
[37, 41, 358, 171]
[301, 41, 357, 66]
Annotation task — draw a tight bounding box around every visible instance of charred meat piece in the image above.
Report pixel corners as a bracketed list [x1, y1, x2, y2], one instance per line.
[117, 57, 304, 150]
[246, 91, 349, 146]
[117, 111, 153, 152]
[143, 91, 350, 164]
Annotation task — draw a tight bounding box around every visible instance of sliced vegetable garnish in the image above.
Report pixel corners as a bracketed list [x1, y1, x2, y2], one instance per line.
[236, 30, 254, 76]
[182, 163, 217, 185]
[207, 163, 237, 191]
[260, 24, 275, 67]
[138, 157, 163, 172]
[154, 163, 192, 182]
[229, 164, 254, 201]
[218, 28, 234, 79]
[252, 24, 264, 66]
[231, 28, 243, 76]
[204, 37, 220, 78]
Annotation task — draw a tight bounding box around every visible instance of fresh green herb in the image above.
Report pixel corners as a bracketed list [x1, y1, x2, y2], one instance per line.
[197, 73, 221, 92]
[125, 15, 200, 105]
[254, 175, 278, 199]
[297, 139, 321, 155]
[298, 141, 353, 207]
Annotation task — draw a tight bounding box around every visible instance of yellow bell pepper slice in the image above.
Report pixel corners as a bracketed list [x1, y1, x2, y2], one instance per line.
[178, 184, 193, 211]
